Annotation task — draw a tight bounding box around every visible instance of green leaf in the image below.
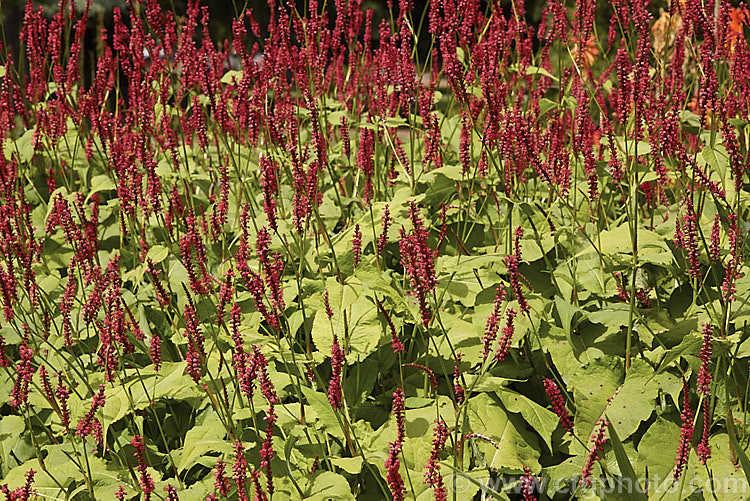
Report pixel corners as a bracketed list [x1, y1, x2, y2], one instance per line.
[429, 164, 465, 180]
[331, 456, 363, 474]
[606, 359, 660, 439]
[636, 417, 681, 480]
[167, 254, 189, 285]
[311, 280, 383, 359]
[306, 471, 355, 500]
[525, 65, 558, 81]
[146, 245, 169, 264]
[725, 394, 750, 490]
[87, 174, 116, 200]
[554, 296, 586, 337]
[467, 393, 541, 473]
[607, 420, 647, 500]
[656, 333, 702, 374]
[176, 412, 231, 472]
[404, 396, 433, 409]
[701, 144, 729, 183]
[440, 463, 508, 500]
[301, 385, 345, 440]
[4, 128, 35, 163]
[569, 356, 623, 438]
[0, 415, 25, 475]
[220, 70, 243, 84]
[103, 362, 203, 432]
[497, 388, 560, 453]
[384, 116, 408, 128]
[575, 224, 668, 259]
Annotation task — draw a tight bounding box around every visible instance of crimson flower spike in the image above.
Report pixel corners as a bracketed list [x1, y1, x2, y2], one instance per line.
[328, 334, 345, 411]
[580, 418, 609, 487]
[674, 377, 694, 481]
[506, 226, 529, 313]
[399, 202, 437, 327]
[543, 378, 574, 435]
[424, 419, 448, 501]
[385, 388, 406, 501]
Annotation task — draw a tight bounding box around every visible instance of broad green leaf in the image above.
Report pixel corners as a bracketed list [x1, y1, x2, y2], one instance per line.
[176, 412, 231, 471]
[541, 324, 583, 381]
[725, 389, 750, 493]
[554, 295, 586, 337]
[0, 415, 25, 475]
[146, 244, 169, 264]
[87, 174, 116, 200]
[220, 70, 243, 84]
[168, 258, 190, 292]
[701, 144, 729, 184]
[440, 463, 508, 499]
[497, 388, 560, 452]
[526, 65, 558, 81]
[569, 356, 623, 438]
[4, 128, 35, 163]
[699, 431, 749, 501]
[656, 333, 702, 374]
[467, 393, 541, 473]
[606, 359, 660, 439]
[636, 417, 680, 479]
[103, 362, 203, 432]
[311, 281, 383, 359]
[435, 317, 482, 361]
[301, 385, 345, 440]
[306, 471, 355, 499]
[607, 420, 647, 500]
[429, 164, 465, 180]
[331, 456, 363, 474]
[575, 224, 668, 259]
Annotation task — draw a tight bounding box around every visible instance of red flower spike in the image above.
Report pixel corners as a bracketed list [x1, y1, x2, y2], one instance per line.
[674, 377, 694, 481]
[399, 202, 437, 327]
[709, 215, 721, 262]
[543, 378, 574, 435]
[424, 419, 449, 500]
[697, 323, 713, 397]
[481, 288, 506, 360]
[386, 388, 406, 501]
[402, 363, 438, 390]
[521, 465, 536, 501]
[353, 224, 362, 268]
[233, 441, 250, 501]
[76, 385, 106, 440]
[697, 400, 711, 465]
[376, 299, 405, 353]
[214, 459, 230, 496]
[132, 435, 155, 501]
[581, 418, 609, 486]
[495, 308, 517, 362]
[453, 353, 465, 404]
[328, 334, 345, 411]
[377, 205, 392, 257]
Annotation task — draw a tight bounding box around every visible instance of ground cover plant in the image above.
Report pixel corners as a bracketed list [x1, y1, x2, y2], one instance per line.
[1, 0, 750, 498]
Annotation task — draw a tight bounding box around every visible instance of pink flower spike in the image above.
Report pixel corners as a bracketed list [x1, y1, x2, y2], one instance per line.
[581, 418, 609, 486]
[328, 334, 344, 411]
[697, 323, 712, 397]
[543, 378, 574, 435]
[386, 388, 406, 501]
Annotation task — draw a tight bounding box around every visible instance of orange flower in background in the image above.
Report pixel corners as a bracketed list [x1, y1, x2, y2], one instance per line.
[571, 35, 599, 69]
[727, 6, 748, 51]
[687, 96, 715, 128]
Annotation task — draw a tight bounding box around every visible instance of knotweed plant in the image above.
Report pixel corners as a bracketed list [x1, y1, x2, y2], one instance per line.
[1, 0, 750, 498]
